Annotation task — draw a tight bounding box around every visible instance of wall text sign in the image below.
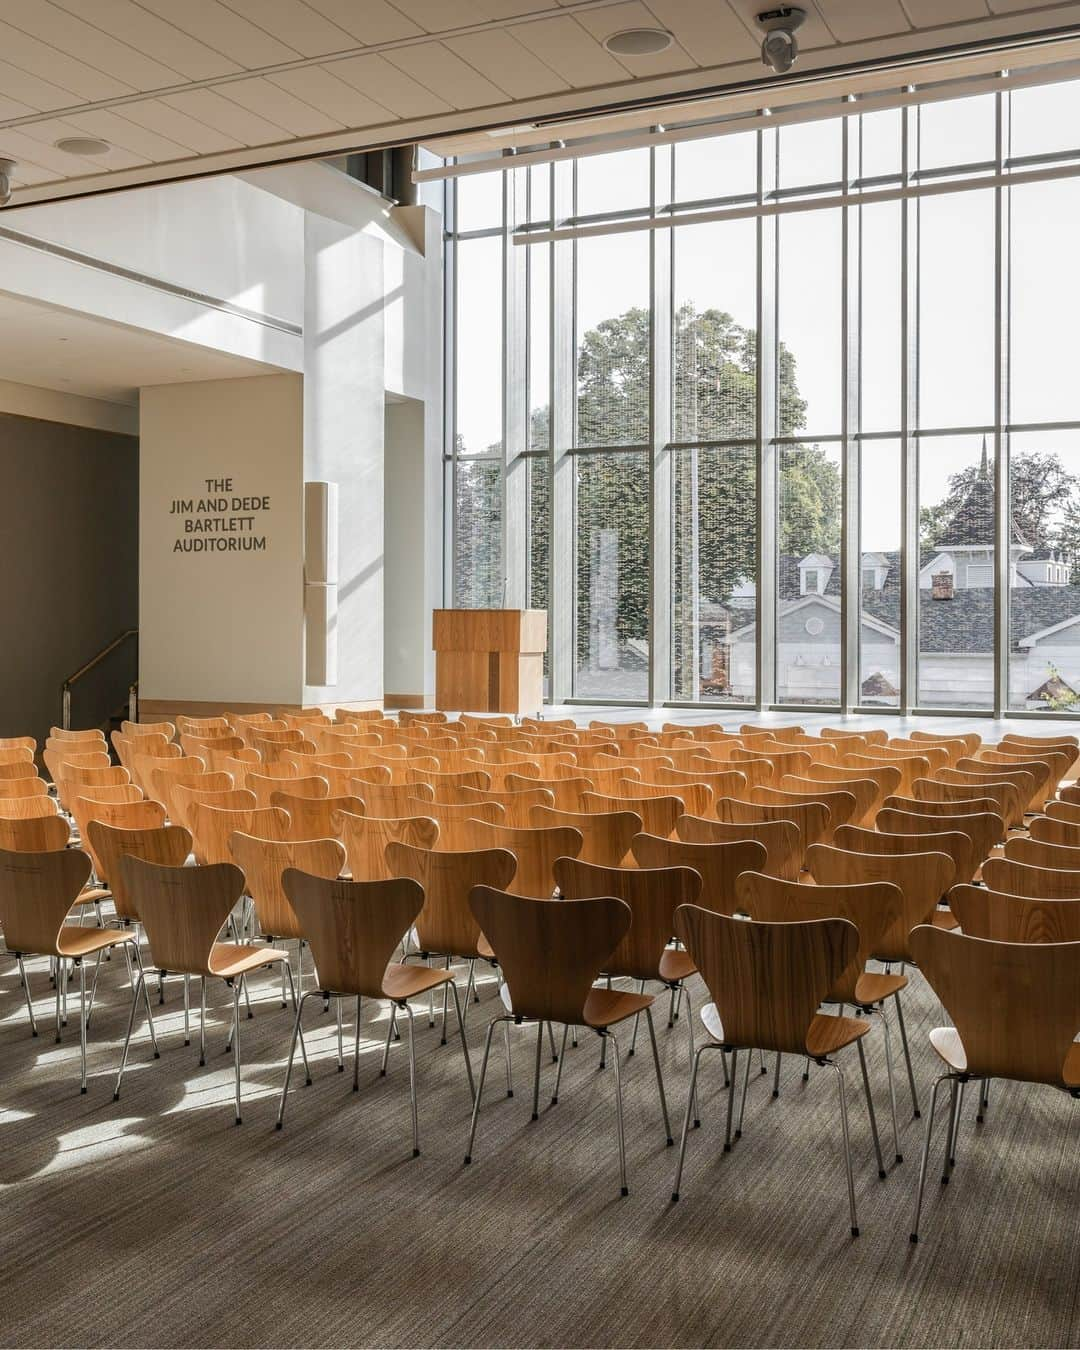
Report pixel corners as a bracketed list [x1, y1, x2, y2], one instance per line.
[170, 478, 270, 554]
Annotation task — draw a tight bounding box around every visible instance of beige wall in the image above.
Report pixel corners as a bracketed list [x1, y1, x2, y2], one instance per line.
[139, 373, 305, 706]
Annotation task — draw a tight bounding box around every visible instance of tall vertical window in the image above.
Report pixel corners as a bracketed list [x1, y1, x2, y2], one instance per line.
[454, 236, 503, 456]
[454, 459, 502, 608]
[860, 441, 901, 707]
[575, 232, 650, 447]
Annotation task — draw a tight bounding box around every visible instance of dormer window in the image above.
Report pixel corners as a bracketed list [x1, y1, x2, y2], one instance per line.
[799, 554, 833, 596]
[804, 568, 820, 594]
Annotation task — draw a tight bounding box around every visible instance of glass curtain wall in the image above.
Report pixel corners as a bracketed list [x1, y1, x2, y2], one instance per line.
[446, 77, 1080, 717]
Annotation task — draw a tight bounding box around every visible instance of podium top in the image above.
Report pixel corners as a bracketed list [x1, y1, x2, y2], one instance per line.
[433, 608, 548, 654]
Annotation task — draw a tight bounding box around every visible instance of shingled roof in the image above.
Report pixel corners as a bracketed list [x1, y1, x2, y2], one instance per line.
[935, 438, 1029, 550]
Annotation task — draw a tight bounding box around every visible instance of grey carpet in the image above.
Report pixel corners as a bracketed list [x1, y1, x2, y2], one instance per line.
[0, 940, 1076, 1349]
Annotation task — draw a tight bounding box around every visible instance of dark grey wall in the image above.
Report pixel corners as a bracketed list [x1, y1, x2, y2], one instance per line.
[0, 411, 138, 747]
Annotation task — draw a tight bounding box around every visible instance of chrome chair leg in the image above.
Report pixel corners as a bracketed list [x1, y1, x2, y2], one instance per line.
[672, 1044, 710, 1201]
[608, 1029, 628, 1196]
[199, 976, 207, 1066]
[440, 955, 451, 1045]
[404, 1002, 420, 1157]
[449, 980, 475, 1102]
[283, 965, 309, 1086]
[629, 979, 646, 1056]
[135, 950, 159, 1057]
[381, 1004, 395, 1076]
[829, 1061, 859, 1237]
[724, 1048, 738, 1152]
[644, 1006, 673, 1146]
[735, 1044, 752, 1140]
[78, 959, 88, 1094]
[353, 995, 363, 1092]
[531, 1019, 544, 1120]
[546, 1019, 558, 1063]
[772, 1053, 782, 1099]
[85, 950, 105, 1029]
[183, 974, 190, 1046]
[943, 1078, 964, 1182]
[54, 958, 63, 1043]
[17, 956, 37, 1037]
[112, 966, 145, 1100]
[551, 1023, 569, 1104]
[894, 991, 920, 1118]
[276, 989, 315, 1129]
[464, 1016, 507, 1164]
[856, 1036, 886, 1179]
[910, 1073, 949, 1242]
[681, 985, 702, 1127]
[231, 978, 242, 1125]
[503, 1018, 513, 1098]
[977, 1079, 990, 1123]
[336, 997, 344, 1072]
[875, 1003, 902, 1164]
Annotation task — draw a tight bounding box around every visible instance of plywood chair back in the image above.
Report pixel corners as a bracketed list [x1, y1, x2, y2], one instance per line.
[908, 729, 981, 756]
[840, 750, 928, 797]
[806, 842, 955, 962]
[779, 773, 877, 829]
[910, 924, 1080, 1086]
[674, 813, 801, 880]
[951, 760, 1043, 811]
[47, 727, 106, 744]
[349, 779, 434, 819]
[982, 855, 1080, 899]
[56, 764, 128, 812]
[469, 886, 631, 1026]
[122, 719, 174, 740]
[803, 762, 900, 823]
[913, 776, 1022, 830]
[881, 794, 1007, 842]
[229, 833, 344, 941]
[441, 783, 553, 828]
[630, 833, 766, 916]
[190, 804, 290, 866]
[978, 747, 1068, 796]
[1054, 789, 1080, 813]
[75, 798, 166, 874]
[579, 789, 681, 839]
[87, 822, 191, 920]
[835, 822, 979, 886]
[506, 773, 589, 812]
[127, 743, 182, 798]
[1029, 812, 1080, 846]
[176, 715, 230, 737]
[465, 820, 583, 897]
[730, 747, 812, 781]
[739, 724, 805, 741]
[338, 811, 439, 882]
[47, 747, 109, 785]
[0, 813, 71, 853]
[948, 885, 1080, 944]
[675, 907, 858, 1055]
[250, 732, 310, 764]
[0, 793, 60, 821]
[736, 871, 902, 1003]
[529, 805, 641, 868]
[889, 735, 966, 765]
[750, 785, 856, 840]
[171, 783, 250, 835]
[243, 766, 306, 807]
[385, 843, 517, 957]
[1004, 835, 1080, 872]
[411, 767, 492, 796]
[0, 736, 36, 753]
[179, 732, 244, 759]
[0, 776, 48, 799]
[644, 765, 743, 809]
[1002, 731, 1078, 760]
[405, 795, 505, 824]
[715, 795, 828, 853]
[661, 722, 731, 739]
[554, 857, 702, 982]
[153, 766, 227, 822]
[626, 777, 714, 819]
[0, 746, 34, 766]
[112, 730, 159, 770]
[0, 845, 92, 954]
[269, 792, 364, 840]
[578, 763, 650, 795]
[122, 856, 244, 977]
[281, 872, 423, 998]
[422, 807, 509, 852]
[823, 726, 889, 747]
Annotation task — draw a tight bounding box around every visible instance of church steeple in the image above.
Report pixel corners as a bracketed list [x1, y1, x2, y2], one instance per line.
[979, 434, 989, 478]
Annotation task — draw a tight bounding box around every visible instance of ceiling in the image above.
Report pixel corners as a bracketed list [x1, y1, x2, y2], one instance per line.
[0, 291, 281, 403]
[1, 0, 1080, 206]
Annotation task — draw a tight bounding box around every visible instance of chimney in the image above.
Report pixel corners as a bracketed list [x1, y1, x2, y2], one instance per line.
[932, 570, 954, 600]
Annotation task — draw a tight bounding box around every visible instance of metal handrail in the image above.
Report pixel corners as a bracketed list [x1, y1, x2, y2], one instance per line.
[61, 629, 138, 730]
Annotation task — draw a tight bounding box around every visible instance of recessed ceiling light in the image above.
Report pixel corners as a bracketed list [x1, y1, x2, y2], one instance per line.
[54, 136, 110, 156]
[603, 27, 673, 57]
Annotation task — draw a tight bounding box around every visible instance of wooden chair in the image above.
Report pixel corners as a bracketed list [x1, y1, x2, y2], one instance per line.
[268, 792, 365, 840]
[876, 808, 1001, 881]
[909, 729, 981, 757]
[738, 724, 805, 741]
[122, 720, 174, 741]
[152, 765, 227, 823]
[0, 793, 60, 821]
[981, 856, 1080, 899]
[175, 715, 230, 738]
[528, 805, 641, 868]
[171, 784, 253, 836]
[675, 814, 801, 881]
[976, 748, 1068, 802]
[948, 885, 1080, 944]
[715, 795, 829, 856]
[276, 872, 474, 1150]
[0, 846, 156, 1092]
[422, 806, 508, 852]
[834, 824, 979, 897]
[114, 855, 296, 1122]
[1047, 796, 1080, 823]
[247, 767, 309, 808]
[338, 812, 439, 882]
[128, 743, 183, 798]
[1029, 813, 1080, 847]
[1003, 835, 1080, 871]
[189, 804, 290, 866]
[801, 763, 900, 824]
[580, 790, 682, 840]
[652, 764, 748, 808]
[0, 814, 71, 853]
[806, 842, 956, 1117]
[228, 834, 345, 999]
[0, 776, 48, 800]
[464, 821, 582, 897]
[447, 784, 555, 828]
[506, 773, 590, 812]
[86, 821, 192, 925]
[881, 794, 1007, 842]
[749, 785, 857, 841]
[907, 925, 1080, 1241]
[466, 884, 666, 1195]
[0, 746, 34, 766]
[823, 726, 889, 747]
[0, 735, 36, 753]
[47, 727, 106, 745]
[890, 736, 967, 766]
[946, 762, 1041, 816]
[349, 780, 434, 818]
[730, 747, 812, 780]
[75, 798, 167, 878]
[630, 834, 766, 917]
[670, 907, 868, 1235]
[736, 870, 905, 1169]
[779, 773, 877, 829]
[913, 777, 1023, 831]
[841, 751, 930, 798]
[615, 777, 713, 819]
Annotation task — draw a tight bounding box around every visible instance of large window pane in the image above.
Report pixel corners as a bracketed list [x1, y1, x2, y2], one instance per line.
[672, 132, 757, 205]
[1010, 81, 1080, 161]
[673, 218, 757, 441]
[918, 435, 993, 708]
[672, 445, 757, 702]
[575, 232, 650, 447]
[778, 209, 842, 434]
[1010, 179, 1080, 424]
[778, 119, 842, 191]
[1008, 430, 1080, 712]
[575, 148, 650, 218]
[917, 190, 994, 429]
[454, 460, 502, 608]
[575, 451, 649, 699]
[456, 170, 503, 232]
[455, 236, 503, 456]
[860, 440, 901, 707]
[857, 108, 902, 182]
[918, 93, 996, 172]
[860, 201, 901, 433]
[776, 442, 842, 705]
[527, 455, 550, 694]
[528, 242, 550, 451]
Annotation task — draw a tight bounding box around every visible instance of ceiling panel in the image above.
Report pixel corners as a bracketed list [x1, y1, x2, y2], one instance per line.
[0, 0, 1077, 206]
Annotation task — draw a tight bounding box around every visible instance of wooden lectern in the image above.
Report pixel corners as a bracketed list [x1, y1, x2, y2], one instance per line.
[433, 609, 547, 716]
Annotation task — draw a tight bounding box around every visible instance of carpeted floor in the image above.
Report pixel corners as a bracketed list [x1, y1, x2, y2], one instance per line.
[0, 935, 1076, 1349]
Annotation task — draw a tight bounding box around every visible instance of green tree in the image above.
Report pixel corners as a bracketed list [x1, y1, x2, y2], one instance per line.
[920, 451, 1078, 552]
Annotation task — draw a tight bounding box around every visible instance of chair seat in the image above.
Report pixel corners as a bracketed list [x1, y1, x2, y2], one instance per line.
[658, 946, 696, 984]
[75, 887, 110, 905]
[56, 925, 137, 959]
[209, 942, 287, 979]
[383, 961, 454, 1003]
[583, 987, 653, 1030]
[853, 970, 907, 1005]
[932, 907, 959, 930]
[929, 1026, 1080, 1087]
[477, 933, 495, 961]
[700, 1000, 869, 1057]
